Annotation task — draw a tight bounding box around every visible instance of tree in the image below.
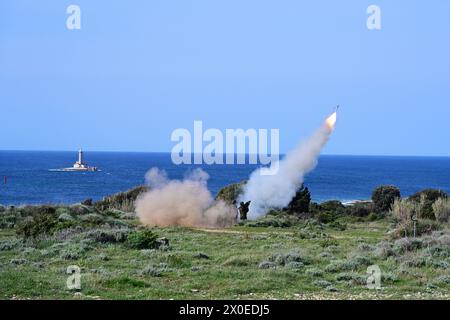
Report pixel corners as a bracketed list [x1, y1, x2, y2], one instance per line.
[409, 189, 448, 220]
[286, 184, 311, 214]
[372, 185, 401, 213]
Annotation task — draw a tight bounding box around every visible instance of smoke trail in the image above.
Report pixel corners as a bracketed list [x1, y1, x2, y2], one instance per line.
[240, 113, 336, 219]
[135, 168, 237, 228]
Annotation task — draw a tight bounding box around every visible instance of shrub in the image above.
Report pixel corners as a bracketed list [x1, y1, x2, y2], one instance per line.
[344, 202, 374, 217]
[432, 198, 450, 223]
[365, 212, 379, 221]
[69, 204, 91, 215]
[312, 280, 332, 288]
[393, 237, 423, 254]
[325, 260, 359, 273]
[320, 200, 346, 214]
[0, 209, 18, 228]
[335, 272, 364, 283]
[10, 258, 27, 265]
[16, 209, 58, 238]
[409, 189, 448, 219]
[95, 185, 148, 212]
[285, 261, 304, 270]
[435, 275, 450, 285]
[127, 229, 158, 249]
[258, 261, 277, 269]
[349, 255, 372, 267]
[285, 184, 311, 214]
[215, 181, 246, 205]
[372, 185, 401, 213]
[374, 241, 395, 259]
[328, 220, 347, 230]
[316, 211, 336, 224]
[320, 239, 339, 248]
[140, 263, 171, 277]
[58, 213, 75, 222]
[390, 198, 417, 236]
[59, 242, 92, 260]
[84, 228, 129, 244]
[18, 205, 55, 217]
[305, 267, 324, 277]
[242, 212, 300, 228]
[0, 238, 21, 251]
[79, 213, 104, 226]
[268, 251, 310, 266]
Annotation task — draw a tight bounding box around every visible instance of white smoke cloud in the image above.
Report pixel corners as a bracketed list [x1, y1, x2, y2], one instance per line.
[135, 168, 237, 228]
[240, 118, 335, 219]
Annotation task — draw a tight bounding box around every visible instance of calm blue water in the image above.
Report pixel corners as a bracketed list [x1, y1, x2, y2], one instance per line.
[0, 151, 449, 205]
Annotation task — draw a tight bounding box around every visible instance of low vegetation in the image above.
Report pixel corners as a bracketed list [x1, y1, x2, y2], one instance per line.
[0, 185, 448, 300]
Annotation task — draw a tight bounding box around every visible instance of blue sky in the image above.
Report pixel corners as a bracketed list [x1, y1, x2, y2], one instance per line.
[1, 0, 449, 156]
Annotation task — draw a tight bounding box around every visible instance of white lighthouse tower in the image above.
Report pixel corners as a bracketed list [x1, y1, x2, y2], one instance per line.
[66, 148, 97, 171]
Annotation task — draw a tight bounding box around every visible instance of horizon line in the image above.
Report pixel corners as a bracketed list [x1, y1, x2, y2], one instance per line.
[1, 149, 450, 158]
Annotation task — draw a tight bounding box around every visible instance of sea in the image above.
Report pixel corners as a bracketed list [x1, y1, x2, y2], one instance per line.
[0, 151, 449, 206]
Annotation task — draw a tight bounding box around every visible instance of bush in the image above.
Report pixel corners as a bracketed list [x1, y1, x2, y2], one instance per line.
[84, 228, 129, 244]
[435, 275, 450, 285]
[95, 186, 148, 212]
[316, 211, 336, 224]
[320, 200, 346, 213]
[374, 241, 395, 259]
[344, 202, 374, 217]
[305, 267, 324, 277]
[268, 251, 310, 266]
[0, 238, 21, 251]
[432, 198, 450, 223]
[390, 198, 416, 222]
[324, 259, 360, 273]
[258, 261, 277, 269]
[69, 204, 91, 215]
[372, 185, 401, 213]
[365, 212, 379, 221]
[140, 263, 171, 277]
[16, 209, 58, 238]
[312, 280, 332, 288]
[242, 211, 301, 228]
[409, 189, 448, 219]
[127, 229, 158, 249]
[285, 184, 311, 214]
[215, 181, 246, 205]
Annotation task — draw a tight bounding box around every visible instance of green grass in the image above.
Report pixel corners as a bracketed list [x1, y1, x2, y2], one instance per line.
[0, 216, 449, 300]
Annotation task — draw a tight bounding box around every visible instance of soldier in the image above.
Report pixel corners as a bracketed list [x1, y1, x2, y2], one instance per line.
[238, 201, 251, 221]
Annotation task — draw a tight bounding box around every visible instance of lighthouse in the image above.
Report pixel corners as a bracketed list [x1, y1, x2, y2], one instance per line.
[78, 149, 84, 166]
[67, 149, 98, 171]
[49, 149, 98, 172]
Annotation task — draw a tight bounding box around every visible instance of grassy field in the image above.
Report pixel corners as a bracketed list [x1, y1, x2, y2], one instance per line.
[0, 206, 449, 300]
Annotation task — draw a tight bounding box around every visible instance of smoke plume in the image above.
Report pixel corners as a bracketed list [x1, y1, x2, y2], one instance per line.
[135, 168, 237, 228]
[240, 114, 336, 219]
